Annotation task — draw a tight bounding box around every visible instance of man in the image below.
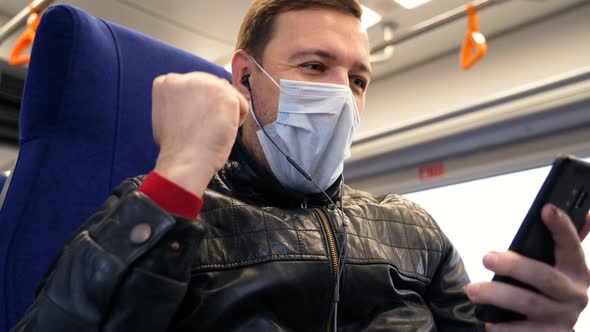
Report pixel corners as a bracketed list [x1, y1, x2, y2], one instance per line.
[12, 1, 590, 331]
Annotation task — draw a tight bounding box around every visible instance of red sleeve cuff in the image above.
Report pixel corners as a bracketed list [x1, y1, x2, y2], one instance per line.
[138, 171, 203, 220]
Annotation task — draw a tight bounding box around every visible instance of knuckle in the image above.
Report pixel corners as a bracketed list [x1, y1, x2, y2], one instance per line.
[213, 85, 234, 104]
[196, 79, 222, 96]
[501, 253, 517, 276]
[564, 311, 579, 328]
[157, 74, 172, 88]
[539, 269, 559, 290]
[164, 73, 181, 87]
[577, 289, 589, 309]
[187, 75, 205, 89]
[153, 75, 165, 87]
[524, 293, 541, 310]
[477, 282, 494, 302]
[213, 80, 227, 93]
[574, 245, 585, 260]
[227, 93, 240, 108]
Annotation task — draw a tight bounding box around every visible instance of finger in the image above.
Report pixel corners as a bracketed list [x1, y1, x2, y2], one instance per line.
[152, 75, 166, 102]
[234, 88, 249, 126]
[151, 75, 167, 146]
[486, 321, 568, 332]
[153, 74, 166, 87]
[482, 251, 578, 302]
[161, 72, 181, 87]
[579, 214, 590, 241]
[466, 281, 566, 322]
[541, 204, 586, 274]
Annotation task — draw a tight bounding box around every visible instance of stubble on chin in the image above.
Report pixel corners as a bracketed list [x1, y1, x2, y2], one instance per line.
[240, 117, 274, 176]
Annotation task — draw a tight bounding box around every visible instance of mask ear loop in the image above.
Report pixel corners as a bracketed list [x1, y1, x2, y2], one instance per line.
[248, 99, 264, 129]
[249, 56, 281, 89]
[245, 72, 313, 183]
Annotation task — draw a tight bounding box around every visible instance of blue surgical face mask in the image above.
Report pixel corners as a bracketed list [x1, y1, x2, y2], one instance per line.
[249, 57, 360, 194]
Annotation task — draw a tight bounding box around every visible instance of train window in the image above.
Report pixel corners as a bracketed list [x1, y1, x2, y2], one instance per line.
[405, 156, 590, 330]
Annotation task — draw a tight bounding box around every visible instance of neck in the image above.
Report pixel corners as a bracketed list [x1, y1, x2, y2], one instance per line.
[216, 135, 342, 209]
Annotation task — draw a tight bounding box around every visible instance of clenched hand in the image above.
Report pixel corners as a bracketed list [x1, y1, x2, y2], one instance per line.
[467, 204, 590, 332]
[151, 72, 248, 196]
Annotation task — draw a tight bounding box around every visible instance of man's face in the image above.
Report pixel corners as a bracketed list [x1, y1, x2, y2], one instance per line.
[235, 7, 372, 174]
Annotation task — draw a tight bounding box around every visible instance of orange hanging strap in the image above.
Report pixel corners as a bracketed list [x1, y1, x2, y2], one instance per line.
[8, 4, 41, 66]
[460, 3, 487, 70]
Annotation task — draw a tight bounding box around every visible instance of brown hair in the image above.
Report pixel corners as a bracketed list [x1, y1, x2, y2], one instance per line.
[236, 0, 362, 62]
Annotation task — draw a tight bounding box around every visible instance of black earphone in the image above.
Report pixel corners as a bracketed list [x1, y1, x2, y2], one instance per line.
[241, 72, 312, 181]
[241, 74, 251, 89]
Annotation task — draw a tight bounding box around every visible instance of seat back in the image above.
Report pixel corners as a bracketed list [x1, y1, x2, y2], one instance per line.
[0, 5, 231, 330]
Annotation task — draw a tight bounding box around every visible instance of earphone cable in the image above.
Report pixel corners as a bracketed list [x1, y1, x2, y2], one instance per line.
[248, 79, 348, 332]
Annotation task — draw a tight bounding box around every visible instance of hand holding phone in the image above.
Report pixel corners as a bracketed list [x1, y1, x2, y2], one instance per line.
[474, 155, 590, 323]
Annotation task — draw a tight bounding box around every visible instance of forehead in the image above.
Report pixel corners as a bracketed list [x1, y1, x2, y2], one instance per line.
[262, 8, 370, 68]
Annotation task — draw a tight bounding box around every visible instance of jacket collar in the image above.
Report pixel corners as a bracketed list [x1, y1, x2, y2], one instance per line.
[216, 136, 342, 209]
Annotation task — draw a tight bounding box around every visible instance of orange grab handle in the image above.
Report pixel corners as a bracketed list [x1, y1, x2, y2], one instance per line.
[9, 4, 40, 66]
[460, 3, 487, 70]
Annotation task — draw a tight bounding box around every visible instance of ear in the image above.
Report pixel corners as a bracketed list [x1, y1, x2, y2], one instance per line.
[231, 49, 253, 99]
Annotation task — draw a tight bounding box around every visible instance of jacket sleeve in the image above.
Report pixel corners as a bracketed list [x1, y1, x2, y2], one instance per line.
[426, 232, 486, 332]
[10, 177, 206, 332]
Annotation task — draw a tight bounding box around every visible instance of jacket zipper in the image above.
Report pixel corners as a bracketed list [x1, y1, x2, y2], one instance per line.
[314, 208, 338, 332]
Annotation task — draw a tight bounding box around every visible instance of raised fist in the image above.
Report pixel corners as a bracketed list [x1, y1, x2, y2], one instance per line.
[151, 72, 248, 196]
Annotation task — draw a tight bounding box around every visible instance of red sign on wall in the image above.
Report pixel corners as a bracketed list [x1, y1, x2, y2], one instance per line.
[419, 162, 445, 181]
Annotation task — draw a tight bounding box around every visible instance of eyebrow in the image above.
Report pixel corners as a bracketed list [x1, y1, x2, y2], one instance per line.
[288, 49, 372, 77]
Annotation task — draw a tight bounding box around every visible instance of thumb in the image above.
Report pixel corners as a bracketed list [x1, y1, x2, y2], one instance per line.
[235, 89, 249, 127]
[579, 214, 590, 242]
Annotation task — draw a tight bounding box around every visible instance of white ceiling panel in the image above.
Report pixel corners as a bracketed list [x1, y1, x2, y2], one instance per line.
[0, 0, 236, 63]
[120, 0, 252, 46]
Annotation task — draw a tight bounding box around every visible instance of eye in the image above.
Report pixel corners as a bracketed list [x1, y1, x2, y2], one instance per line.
[350, 77, 367, 91]
[300, 62, 326, 73]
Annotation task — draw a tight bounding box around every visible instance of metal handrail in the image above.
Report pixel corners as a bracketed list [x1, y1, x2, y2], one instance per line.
[0, 0, 56, 44]
[370, 0, 508, 54]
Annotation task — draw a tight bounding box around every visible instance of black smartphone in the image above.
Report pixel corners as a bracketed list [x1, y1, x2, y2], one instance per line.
[475, 155, 590, 323]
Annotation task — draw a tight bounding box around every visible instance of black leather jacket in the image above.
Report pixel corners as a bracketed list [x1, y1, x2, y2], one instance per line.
[11, 141, 484, 331]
